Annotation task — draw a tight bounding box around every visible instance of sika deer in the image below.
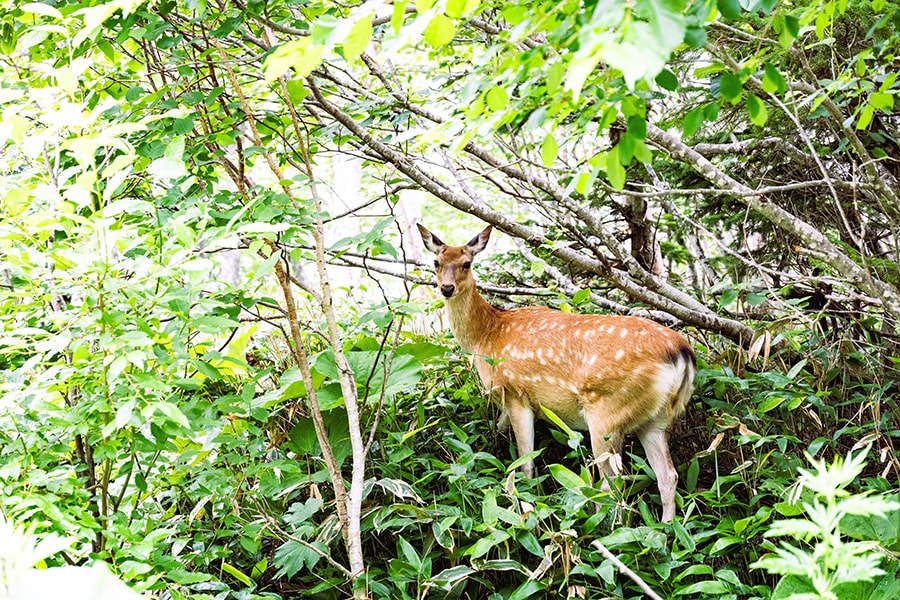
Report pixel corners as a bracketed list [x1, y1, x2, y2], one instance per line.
[418, 223, 695, 521]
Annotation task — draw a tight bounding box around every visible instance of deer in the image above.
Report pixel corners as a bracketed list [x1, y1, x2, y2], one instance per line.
[418, 223, 695, 522]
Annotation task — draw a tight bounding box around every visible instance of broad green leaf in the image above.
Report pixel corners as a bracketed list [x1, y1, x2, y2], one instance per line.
[540, 134, 558, 167]
[606, 145, 626, 190]
[717, 0, 741, 19]
[632, 139, 653, 163]
[857, 103, 875, 130]
[343, 16, 372, 62]
[392, 0, 408, 33]
[467, 530, 510, 559]
[763, 63, 786, 94]
[655, 68, 679, 91]
[485, 85, 508, 111]
[509, 579, 547, 600]
[683, 106, 705, 136]
[718, 288, 739, 307]
[627, 114, 647, 140]
[424, 13, 454, 47]
[870, 92, 894, 110]
[635, 0, 686, 60]
[719, 73, 743, 103]
[546, 60, 564, 95]
[747, 95, 769, 126]
[446, 0, 479, 18]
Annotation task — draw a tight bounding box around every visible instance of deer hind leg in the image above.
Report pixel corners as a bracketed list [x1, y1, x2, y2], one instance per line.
[505, 395, 536, 478]
[636, 421, 678, 522]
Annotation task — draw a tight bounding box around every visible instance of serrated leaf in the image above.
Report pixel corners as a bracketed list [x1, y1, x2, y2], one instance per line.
[343, 16, 372, 62]
[424, 13, 455, 48]
[540, 134, 558, 167]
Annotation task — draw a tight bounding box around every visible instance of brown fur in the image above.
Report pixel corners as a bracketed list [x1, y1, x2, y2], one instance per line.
[419, 223, 695, 521]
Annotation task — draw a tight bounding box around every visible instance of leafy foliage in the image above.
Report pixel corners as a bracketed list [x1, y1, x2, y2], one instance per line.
[2, 0, 900, 597]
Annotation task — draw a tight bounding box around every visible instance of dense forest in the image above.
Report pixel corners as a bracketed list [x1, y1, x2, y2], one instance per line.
[2, 0, 900, 598]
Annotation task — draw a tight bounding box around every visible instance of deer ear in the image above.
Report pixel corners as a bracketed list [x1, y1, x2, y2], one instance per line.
[417, 223, 446, 254]
[467, 225, 492, 255]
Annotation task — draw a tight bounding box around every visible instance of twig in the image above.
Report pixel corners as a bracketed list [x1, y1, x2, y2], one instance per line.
[591, 540, 665, 600]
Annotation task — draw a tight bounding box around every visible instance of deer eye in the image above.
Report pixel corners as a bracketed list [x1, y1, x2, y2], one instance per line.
[433, 260, 439, 268]
[463, 261, 472, 269]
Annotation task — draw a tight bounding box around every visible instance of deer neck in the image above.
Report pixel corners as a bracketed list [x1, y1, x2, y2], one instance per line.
[444, 288, 499, 354]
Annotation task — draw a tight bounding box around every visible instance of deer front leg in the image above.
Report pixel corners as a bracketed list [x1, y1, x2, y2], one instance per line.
[506, 396, 536, 477]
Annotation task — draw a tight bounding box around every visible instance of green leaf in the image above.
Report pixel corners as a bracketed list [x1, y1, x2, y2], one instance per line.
[221, 562, 253, 587]
[392, 0, 407, 33]
[424, 13, 455, 48]
[717, 0, 741, 19]
[719, 73, 743, 103]
[343, 16, 372, 62]
[870, 91, 894, 110]
[683, 106, 705, 137]
[757, 396, 786, 413]
[627, 114, 647, 140]
[747, 95, 769, 126]
[540, 134, 558, 167]
[431, 565, 475, 589]
[446, 0, 479, 18]
[606, 145, 626, 190]
[718, 288, 739, 308]
[548, 463, 587, 491]
[635, 0, 687, 61]
[485, 85, 508, 111]
[467, 530, 510, 559]
[655, 68, 679, 91]
[857, 104, 875, 130]
[632, 139, 653, 163]
[509, 579, 547, 600]
[762, 63, 787, 94]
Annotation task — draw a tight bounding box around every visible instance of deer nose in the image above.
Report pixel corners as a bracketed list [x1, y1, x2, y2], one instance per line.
[440, 284, 455, 297]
